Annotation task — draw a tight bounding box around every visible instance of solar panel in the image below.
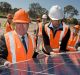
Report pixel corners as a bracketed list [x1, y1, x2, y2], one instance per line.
[0, 52, 80, 75]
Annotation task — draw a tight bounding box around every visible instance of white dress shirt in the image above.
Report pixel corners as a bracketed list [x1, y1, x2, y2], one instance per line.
[18, 34, 28, 49]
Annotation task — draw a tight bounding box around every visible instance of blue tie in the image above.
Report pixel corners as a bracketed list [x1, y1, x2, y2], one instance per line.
[22, 36, 27, 53]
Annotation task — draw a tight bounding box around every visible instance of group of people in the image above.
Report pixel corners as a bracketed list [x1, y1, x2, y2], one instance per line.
[0, 5, 80, 68]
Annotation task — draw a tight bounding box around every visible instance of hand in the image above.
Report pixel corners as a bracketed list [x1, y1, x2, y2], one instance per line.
[4, 61, 11, 68]
[50, 52, 58, 57]
[37, 54, 48, 59]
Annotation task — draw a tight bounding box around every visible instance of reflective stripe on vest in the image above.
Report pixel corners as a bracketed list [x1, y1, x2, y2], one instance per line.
[52, 48, 60, 53]
[45, 23, 68, 51]
[52, 48, 60, 51]
[67, 46, 76, 51]
[4, 31, 35, 63]
[7, 32, 16, 63]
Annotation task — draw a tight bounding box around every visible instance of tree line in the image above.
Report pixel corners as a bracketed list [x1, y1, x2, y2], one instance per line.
[0, 2, 79, 24]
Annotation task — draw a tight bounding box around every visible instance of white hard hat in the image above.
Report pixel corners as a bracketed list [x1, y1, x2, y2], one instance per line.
[48, 5, 64, 20]
[42, 14, 47, 19]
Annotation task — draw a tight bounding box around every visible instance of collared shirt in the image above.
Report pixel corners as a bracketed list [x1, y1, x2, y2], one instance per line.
[42, 22, 71, 52]
[18, 34, 28, 49]
[49, 22, 63, 31]
[48, 22, 63, 36]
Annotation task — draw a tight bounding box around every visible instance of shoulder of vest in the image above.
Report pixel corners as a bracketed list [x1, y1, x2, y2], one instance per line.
[38, 22, 42, 25]
[44, 23, 50, 30]
[63, 23, 69, 28]
[63, 23, 69, 33]
[4, 31, 19, 40]
[39, 22, 42, 24]
[43, 23, 51, 36]
[45, 23, 50, 27]
[4, 30, 14, 36]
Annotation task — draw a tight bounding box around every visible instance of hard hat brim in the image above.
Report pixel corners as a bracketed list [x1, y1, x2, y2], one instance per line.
[13, 20, 31, 24]
[49, 16, 63, 20]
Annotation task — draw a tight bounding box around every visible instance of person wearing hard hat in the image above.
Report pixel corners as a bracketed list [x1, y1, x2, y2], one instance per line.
[37, 14, 47, 36]
[37, 14, 48, 36]
[72, 23, 80, 51]
[36, 14, 48, 54]
[0, 9, 36, 68]
[5, 14, 13, 33]
[66, 25, 80, 65]
[42, 5, 71, 55]
[42, 14, 48, 24]
[66, 25, 80, 51]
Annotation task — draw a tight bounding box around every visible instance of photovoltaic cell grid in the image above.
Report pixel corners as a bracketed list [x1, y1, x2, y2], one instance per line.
[0, 52, 80, 75]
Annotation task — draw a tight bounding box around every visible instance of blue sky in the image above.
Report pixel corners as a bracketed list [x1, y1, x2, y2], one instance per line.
[0, 0, 80, 19]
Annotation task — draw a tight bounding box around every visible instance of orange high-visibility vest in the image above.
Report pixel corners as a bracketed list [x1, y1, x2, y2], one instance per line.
[4, 31, 36, 63]
[44, 23, 68, 53]
[67, 32, 79, 51]
[5, 22, 13, 33]
[38, 22, 43, 36]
